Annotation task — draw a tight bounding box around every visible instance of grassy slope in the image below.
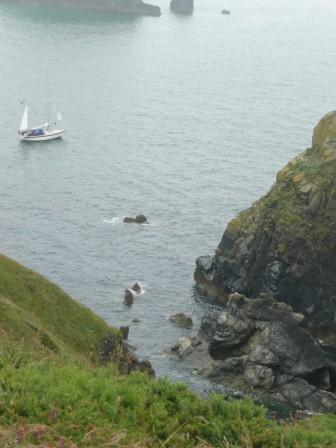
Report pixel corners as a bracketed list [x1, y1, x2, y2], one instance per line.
[0, 254, 336, 447]
[0, 254, 119, 362]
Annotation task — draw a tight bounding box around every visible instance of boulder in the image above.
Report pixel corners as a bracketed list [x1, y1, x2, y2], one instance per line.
[123, 215, 148, 224]
[99, 334, 154, 376]
[171, 336, 193, 358]
[194, 111, 336, 341]
[170, 0, 193, 15]
[169, 313, 193, 329]
[175, 293, 336, 413]
[222, 9, 230, 15]
[124, 289, 134, 306]
[132, 282, 142, 293]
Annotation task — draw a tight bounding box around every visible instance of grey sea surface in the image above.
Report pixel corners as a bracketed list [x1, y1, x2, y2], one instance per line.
[0, 0, 336, 390]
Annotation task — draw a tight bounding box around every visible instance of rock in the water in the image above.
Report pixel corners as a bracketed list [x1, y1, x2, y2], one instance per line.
[124, 289, 134, 306]
[170, 0, 193, 14]
[132, 318, 141, 323]
[169, 313, 193, 329]
[222, 9, 231, 15]
[194, 111, 336, 341]
[123, 215, 148, 224]
[176, 293, 336, 413]
[132, 282, 142, 293]
[172, 336, 193, 357]
[119, 326, 129, 340]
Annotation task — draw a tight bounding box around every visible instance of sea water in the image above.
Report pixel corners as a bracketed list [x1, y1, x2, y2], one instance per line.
[0, 0, 335, 389]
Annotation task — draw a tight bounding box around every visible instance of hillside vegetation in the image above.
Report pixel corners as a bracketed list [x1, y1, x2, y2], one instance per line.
[0, 254, 119, 363]
[1, 254, 336, 447]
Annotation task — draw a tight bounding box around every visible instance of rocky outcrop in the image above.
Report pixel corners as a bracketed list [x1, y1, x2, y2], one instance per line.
[169, 313, 193, 329]
[170, 0, 193, 15]
[173, 293, 336, 413]
[124, 215, 148, 224]
[195, 112, 336, 341]
[132, 282, 142, 293]
[124, 289, 135, 306]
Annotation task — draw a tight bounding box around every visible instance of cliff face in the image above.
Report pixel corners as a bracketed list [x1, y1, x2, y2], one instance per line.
[195, 112, 336, 341]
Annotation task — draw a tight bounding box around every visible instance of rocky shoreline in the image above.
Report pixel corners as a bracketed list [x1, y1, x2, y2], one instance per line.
[195, 112, 336, 341]
[173, 293, 336, 413]
[189, 112, 336, 413]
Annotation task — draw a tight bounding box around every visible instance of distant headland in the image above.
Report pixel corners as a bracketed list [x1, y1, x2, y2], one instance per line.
[4, 0, 162, 17]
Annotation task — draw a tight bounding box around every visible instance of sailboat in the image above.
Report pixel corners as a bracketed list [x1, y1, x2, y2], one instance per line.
[18, 101, 65, 142]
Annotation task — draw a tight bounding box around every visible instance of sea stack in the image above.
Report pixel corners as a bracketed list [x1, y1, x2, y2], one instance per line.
[170, 0, 194, 15]
[194, 112, 336, 343]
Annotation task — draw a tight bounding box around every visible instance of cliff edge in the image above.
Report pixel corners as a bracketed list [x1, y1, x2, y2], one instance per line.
[0, 254, 152, 373]
[195, 112, 336, 342]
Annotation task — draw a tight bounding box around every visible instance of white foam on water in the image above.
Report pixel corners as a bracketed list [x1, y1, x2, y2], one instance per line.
[103, 216, 120, 224]
[131, 282, 146, 296]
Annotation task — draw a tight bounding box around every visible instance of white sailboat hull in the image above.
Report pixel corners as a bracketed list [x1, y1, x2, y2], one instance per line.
[20, 129, 65, 142]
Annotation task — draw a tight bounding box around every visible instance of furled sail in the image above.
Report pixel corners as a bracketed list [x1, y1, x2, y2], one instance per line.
[19, 106, 29, 132]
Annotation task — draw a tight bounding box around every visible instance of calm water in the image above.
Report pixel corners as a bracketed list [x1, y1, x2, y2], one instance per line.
[0, 0, 336, 389]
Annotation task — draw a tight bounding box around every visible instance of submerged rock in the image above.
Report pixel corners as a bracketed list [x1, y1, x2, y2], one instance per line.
[170, 0, 193, 15]
[195, 112, 336, 341]
[123, 215, 148, 224]
[174, 293, 336, 413]
[169, 313, 193, 329]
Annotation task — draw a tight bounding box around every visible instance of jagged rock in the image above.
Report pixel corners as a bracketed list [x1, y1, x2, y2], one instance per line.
[194, 112, 336, 341]
[172, 336, 193, 358]
[124, 289, 134, 306]
[169, 313, 193, 329]
[170, 0, 193, 15]
[27, 0, 161, 17]
[174, 293, 336, 413]
[132, 282, 142, 293]
[123, 215, 148, 224]
[99, 334, 154, 376]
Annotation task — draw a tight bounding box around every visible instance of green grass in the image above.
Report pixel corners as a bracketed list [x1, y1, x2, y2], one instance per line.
[0, 344, 336, 447]
[0, 254, 120, 363]
[1, 255, 336, 447]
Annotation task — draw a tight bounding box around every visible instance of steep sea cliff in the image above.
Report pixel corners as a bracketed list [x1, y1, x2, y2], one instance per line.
[195, 112, 336, 342]
[183, 112, 336, 412]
